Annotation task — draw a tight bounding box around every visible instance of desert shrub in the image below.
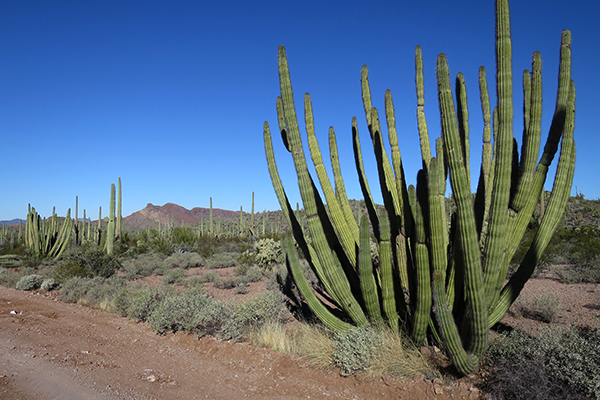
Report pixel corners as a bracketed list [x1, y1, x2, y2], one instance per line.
[121, 253, 164, 279]
[60, 277, 104, 303]
[0, 268, 21, 288]
[555, 254, 600, 284]
[481, 325, 599, 400]
[163, 268, 187, 285]
[200, 271, 218, 283]
[162, 251, 204, 269]
[40, 278, 58, 291]
[57, 243, 121, 280]
[52, 260, 88, 283]
[170, 226, 198, 251]
[204, 252, 240, 269]
[212, 276, 241, 289]
[244, 265, 264, 283]
[16, 274, 44, 291]
[185, 275, 207, 289]
[111, 287, 133, 317]
[333, 327, 382, 376]
[59, 276, 124, 309]
[220, 292, 289, 341]
[515, 294, 562, 323]
[148, 290, 227, 336]
[127, 286, 173, 322]
[235, 282, 248, 294]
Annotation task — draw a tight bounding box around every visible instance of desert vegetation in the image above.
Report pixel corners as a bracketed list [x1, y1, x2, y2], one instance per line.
[1, 0, 598, 398]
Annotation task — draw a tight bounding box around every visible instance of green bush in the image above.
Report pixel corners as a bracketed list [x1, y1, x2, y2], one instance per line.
[16, 274, 44, 291]
[333, 327, 382, 376]
[163, 268, 187, 285]
[59, 276, 124, 307]
[515, 294, 562, 323]
[162, 251, 204, 269]
[127, 286, 173, 322]
[235, 282, 248, 294]
[244, 265, 264, 283]
[147, 290, 227, 336]
[220, 292, 289, 341]
[212, 276, 241, 289]
[0, 268, 20, 288]
[555, 255, 600, 284]
[57, 244, 121, 280]
[171, 227, 199, 251]
[204, 252, 240, 269]
[60, 277, 104, 303]
[121, 253, 164, 279]
[53, 260, 88, 283]
[40, 278, 58, 291]
[482, 326, 600, 400]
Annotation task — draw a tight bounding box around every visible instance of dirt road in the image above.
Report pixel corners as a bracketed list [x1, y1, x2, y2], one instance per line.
[0, 286, 482, 399]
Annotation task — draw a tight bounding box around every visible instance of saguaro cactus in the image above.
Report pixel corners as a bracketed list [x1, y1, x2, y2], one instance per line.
[264, 0, 575, 374]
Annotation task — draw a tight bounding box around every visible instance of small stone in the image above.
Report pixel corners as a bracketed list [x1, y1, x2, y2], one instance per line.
[147, 375, 157, 382]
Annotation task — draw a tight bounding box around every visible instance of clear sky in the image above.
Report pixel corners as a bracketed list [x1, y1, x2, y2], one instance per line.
[1, 0, 598, 221]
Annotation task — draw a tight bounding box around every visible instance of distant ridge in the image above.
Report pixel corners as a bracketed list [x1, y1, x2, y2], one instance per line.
[123, 203, 241, 230]
[1, 219, 26, 226]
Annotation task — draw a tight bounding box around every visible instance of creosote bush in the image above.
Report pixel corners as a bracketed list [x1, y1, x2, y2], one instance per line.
[482, 325, 600, 400]
[16, 274, 44, 291]
[148, 289, 226, 336]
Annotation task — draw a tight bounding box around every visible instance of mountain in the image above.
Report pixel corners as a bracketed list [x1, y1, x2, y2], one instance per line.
[123, 203, 242, 230]
[1, 219, 26, 226]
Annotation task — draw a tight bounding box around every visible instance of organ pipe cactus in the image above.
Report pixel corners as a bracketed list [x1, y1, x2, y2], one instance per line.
[264, 0, 575, 374]
[25, 206, 73, 259]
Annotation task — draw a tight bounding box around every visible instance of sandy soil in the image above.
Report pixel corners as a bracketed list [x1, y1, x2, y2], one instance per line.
[0, 272, 597, 400]
[0, 285, 481, 400]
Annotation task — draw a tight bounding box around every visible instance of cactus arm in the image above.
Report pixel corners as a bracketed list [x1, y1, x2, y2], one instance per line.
[329, 127, 360, 237]
[512, 53, 543, 211]
[410, 178, 431, 345]
[415, 46, 432, 167]
[490, 79, 575, 326]
[277, 47, 367, 327]
[378, 209, 399, 330]
[474, 66, 493, 239]
[282, 233, 352, 332]
[105, 183, 116, 255]
[437, 52, 487, 361]
[264, 121, 338, 303]
[358, 215, 383, 324]
[455, 73, 471, 183]
[305, 93, 359, 264]
[352, 118, 381, 241]
[480, 0, 514, 311]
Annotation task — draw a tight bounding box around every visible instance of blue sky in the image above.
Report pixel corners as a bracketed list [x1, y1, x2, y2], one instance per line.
[1, 0, 598, 221]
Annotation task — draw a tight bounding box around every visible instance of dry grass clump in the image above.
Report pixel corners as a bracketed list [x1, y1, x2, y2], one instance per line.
[365, 327, 433, 379]
[247, 321, 434, 378]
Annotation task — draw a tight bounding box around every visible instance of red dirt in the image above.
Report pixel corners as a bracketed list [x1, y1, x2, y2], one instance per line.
[0, 285, 482, 400]
[1, 271, 597, 400]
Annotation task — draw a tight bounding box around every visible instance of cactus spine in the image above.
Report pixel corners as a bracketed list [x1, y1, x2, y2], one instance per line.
[264, 0, 575, 374]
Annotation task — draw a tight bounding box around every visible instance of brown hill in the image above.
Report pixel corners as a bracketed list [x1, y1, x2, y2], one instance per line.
[123, 203, 241, 230]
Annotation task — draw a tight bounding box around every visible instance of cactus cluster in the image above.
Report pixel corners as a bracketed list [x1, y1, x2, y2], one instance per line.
[25, 205, 73, 259]
[264, 0, 575, 374]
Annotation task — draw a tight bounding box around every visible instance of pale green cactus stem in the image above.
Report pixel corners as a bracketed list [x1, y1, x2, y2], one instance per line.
[105, 183, 116, 255]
